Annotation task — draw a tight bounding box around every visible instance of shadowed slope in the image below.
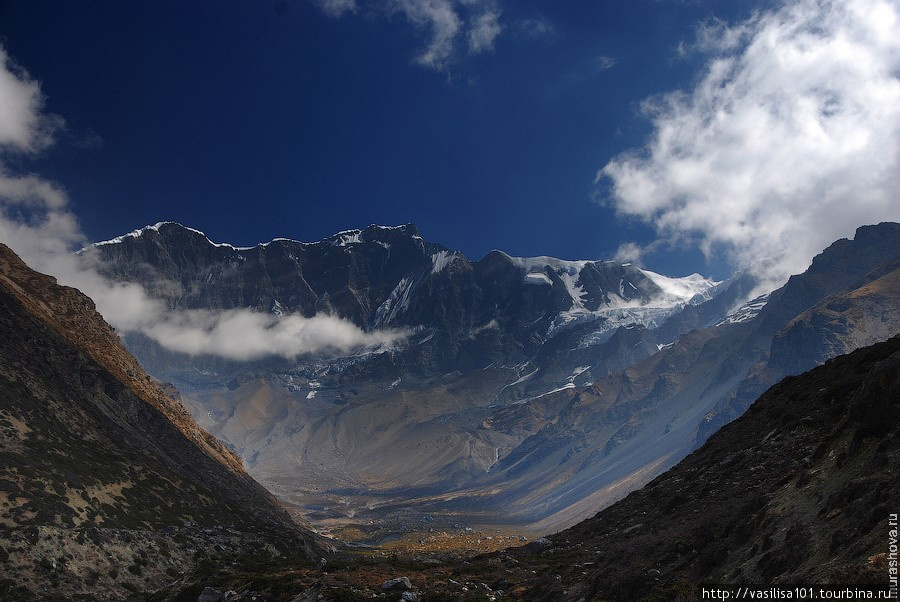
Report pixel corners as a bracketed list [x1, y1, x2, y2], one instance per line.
[0, 243, 321, 599]
[516, 335, 900, 600]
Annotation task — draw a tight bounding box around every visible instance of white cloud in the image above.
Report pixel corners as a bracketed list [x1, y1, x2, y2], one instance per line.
[138, 309, 404, 361]
[613, 242, 644, 265]
[392, 0, 463, 69]
[390, 0, 505, 69]
[0, 47, 81, 264]
[0, 45, 406, 361]
[0, 48, 62, 153]
[468, 8, 502, 54]
[599, 0, 900, 290]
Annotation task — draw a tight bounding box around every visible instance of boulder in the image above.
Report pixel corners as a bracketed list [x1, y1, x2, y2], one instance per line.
[381, 576, 412, 591]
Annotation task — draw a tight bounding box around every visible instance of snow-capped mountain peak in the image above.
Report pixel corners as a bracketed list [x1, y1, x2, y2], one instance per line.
[638, 269, 721, 304]
[497, 253, 722, 337]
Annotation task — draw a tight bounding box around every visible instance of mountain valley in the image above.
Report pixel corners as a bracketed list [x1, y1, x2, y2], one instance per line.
[153, 328, 900, 601]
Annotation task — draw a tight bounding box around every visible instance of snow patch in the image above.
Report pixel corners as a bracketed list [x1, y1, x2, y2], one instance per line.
[430, 250, 459, 274]
[331, 230, 363, 246]
[498, 367, 539, 396]
[90, 223, 166, 247]
[568, 366, 591, 382]
[469, 320, 499, 338]
[509, 383, 576, 406]
[505, 254, 717, 339]
[486, 447, 502, 473]
[91, 222, 422, 253]
[717, 293, 770, 325]
[90, 223, 163, 247]
[524, 271, 552, 285]
[638, 269, 720, 304]
[507, 254, 590, 274]
[556, 269, 586, 305]
[374, 277, 415, 325]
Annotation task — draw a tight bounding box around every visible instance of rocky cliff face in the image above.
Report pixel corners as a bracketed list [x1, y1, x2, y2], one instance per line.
[769, 254, 900, 376]
[84, 222, 721, 375]
[79, 221, 900, 537]
[0, 243, 321, 600]
[696, 223, 900, 442]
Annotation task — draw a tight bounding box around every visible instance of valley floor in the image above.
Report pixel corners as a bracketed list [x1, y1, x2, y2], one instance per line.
[150, 544, 571, 601]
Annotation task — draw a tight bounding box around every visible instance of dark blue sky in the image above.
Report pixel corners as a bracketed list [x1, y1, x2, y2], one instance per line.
[0, 0, 763, 277]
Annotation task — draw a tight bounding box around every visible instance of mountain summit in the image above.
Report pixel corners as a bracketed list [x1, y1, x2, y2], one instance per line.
[85, 221, 718, 342]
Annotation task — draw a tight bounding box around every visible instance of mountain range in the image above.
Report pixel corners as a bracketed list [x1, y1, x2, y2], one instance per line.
[81, 221, 900, 536]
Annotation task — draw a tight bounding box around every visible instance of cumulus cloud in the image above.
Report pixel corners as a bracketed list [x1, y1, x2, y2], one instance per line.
[0, 48, 62, 153]
[598, 0, 900, 291]
[0, 48, 81, 265]
[0, 45, 406, 361]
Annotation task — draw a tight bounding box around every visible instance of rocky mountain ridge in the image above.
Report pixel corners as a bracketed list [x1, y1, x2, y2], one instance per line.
[84, 221, 721, 373]
[0, 243, 321, 600]
[82, 221, 900, 537]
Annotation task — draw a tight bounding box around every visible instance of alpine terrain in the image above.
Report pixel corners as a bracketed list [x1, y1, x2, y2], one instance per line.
[81, 221, 900, 539]
[156, 334, 900, 601]
[0, 243, 322, 600]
